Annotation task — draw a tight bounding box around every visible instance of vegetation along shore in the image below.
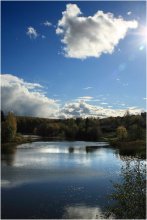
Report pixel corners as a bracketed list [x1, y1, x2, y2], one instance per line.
[1, 110, 146, 158]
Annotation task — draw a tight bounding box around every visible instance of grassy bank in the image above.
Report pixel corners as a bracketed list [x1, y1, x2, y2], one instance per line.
[1, 134, 33, 154]
[1, 133, 146, 159]
[109, 139, 146, 158]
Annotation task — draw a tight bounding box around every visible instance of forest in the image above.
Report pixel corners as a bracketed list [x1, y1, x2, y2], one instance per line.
[1, 110, 146, 145]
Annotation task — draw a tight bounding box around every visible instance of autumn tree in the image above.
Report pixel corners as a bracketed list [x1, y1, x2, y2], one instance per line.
[7, 112, 17, 137]
[1, 112, 17, 143]
[116, 126, 128, 141]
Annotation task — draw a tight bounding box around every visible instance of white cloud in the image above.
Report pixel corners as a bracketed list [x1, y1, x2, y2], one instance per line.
[128, 106, 138, 110]
[78, 96, 93, 100]
[1, 74, 59, 118]
[100, 102, 108, 105]
[26, 26, 38, 39]
[59, 101, 142, 119]
[43, 20, 52, 27]
[127, 11, 132, 16]
[83, 86, 93, 90]
[41, 35, 46, 39]
[1, 74, 143, 119]
[93, 99, 100, 102]
[56, 4, 138, 59]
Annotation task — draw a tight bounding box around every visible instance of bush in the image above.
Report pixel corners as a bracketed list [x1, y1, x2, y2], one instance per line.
[1, 112, 17, 143]
[116, 126, 128, 141]
[107, 159, 146, 219]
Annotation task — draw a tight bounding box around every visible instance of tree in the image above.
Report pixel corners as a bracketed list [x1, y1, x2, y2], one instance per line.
[107, 159, 146, 219]
[1, 112, 17, 143]
[128, 124, 144, 140]
[7, 112, 17, 138]
[1, 111, 5, 122]
[124, 110, 130, 117]
[35, 122, 61, 137]
[86, 126, 102, 141]
[65, 124, 78, 139]
[116, 126, 127, 141]
[1, 121, 13, 143]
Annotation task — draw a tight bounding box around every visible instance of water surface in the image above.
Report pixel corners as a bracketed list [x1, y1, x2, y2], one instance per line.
[2, 141, 125, 219]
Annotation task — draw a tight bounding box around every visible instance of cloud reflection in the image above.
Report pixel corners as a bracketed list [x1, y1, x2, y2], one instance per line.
[1, 142, 121, 189]
[63, 205, 111, 219]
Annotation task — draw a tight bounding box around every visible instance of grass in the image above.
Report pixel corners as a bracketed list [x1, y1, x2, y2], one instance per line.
[109, 138, 146, 159]
[1, 134, 33, 154]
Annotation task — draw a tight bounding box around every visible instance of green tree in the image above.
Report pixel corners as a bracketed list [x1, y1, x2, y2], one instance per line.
[128, 124, 144, 140]
[1, 121, 13, 143]
[107, 159, 146, 219]
[1, 112, 17, 143]
[116, 126, 128, 141]
[65, 124, 78, 139]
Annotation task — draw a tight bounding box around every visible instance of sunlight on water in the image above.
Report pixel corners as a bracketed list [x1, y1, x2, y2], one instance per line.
[2, 142, 122, 190]
[63, 205, 105, 219]
[1, 141, 126, 218]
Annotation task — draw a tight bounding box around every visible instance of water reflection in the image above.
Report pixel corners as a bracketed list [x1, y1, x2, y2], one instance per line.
[1, 141, 134, 219]
[2, 141, 113, 168]
[2, 141, 122, 189]
[1, 153, 15, 166]
[85, 146, 99, 153]
[63, 205, 105, 219]
[69, 147, 74, 153]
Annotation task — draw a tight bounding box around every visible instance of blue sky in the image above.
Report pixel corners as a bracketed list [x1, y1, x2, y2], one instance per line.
[1, 1, 146, 118]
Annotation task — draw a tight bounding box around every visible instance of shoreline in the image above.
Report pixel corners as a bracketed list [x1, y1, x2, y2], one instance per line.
[1, 136, 146, 158]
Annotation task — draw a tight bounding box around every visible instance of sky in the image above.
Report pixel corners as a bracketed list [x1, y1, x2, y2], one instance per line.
[1, 1, 146, 118]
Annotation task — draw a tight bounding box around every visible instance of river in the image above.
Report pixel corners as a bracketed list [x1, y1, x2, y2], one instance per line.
[1, 141, 130, 219]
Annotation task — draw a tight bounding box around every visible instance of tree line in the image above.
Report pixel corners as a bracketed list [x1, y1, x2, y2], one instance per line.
[1, 110, 146, 144]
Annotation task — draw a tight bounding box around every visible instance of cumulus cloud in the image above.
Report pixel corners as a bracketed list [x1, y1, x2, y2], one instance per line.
[26, 26, 38, 39]
[1, 74, 59, 118]
[59, 101, 142, 119]
[1, 74, 142, 119]
[43, 20, 52, 27]
[56, 4, 138, 59]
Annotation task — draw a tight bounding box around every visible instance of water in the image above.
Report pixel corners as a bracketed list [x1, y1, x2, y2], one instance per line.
[1, 141, 125, 219]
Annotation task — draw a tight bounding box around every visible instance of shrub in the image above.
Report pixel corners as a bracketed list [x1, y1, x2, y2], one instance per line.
[116, 126, 128, 141]
[107, 159, 146, 219]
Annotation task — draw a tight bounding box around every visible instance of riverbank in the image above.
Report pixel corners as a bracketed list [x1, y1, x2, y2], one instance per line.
[109, 139, 146, 158]
[1, 134, 146, 158]
[1, 135, 33, 153]
[1, 134, 65, 153]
